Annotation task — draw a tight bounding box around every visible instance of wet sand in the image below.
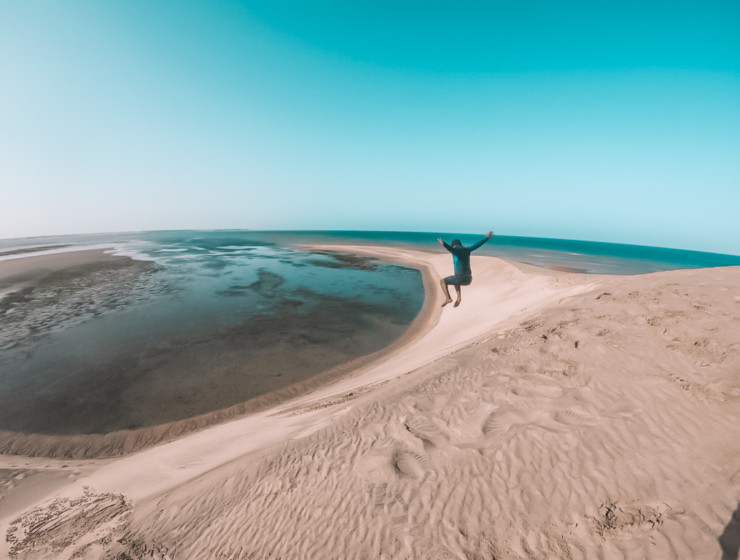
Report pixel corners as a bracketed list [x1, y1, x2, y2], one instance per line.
[0, 245, 72, 258]
[0, 248, 135, 288]
[1, 246, 739, 559]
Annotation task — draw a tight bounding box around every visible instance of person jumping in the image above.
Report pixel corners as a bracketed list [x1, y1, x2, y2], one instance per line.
[437, 231, 494, 307]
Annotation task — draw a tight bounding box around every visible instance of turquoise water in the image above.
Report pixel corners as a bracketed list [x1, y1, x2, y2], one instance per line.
[250, 230, 740, 274]
[0, 232, 424, 435]
[3, 230, 738, 274]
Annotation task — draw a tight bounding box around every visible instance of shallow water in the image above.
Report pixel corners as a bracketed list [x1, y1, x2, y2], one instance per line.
[0, 235, 423, 434]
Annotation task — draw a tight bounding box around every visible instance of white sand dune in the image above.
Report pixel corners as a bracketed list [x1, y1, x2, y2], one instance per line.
[1, 246, 739, 559]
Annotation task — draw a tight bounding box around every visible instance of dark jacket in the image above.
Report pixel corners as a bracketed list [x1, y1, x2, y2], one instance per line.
[442, 237, 489, 278]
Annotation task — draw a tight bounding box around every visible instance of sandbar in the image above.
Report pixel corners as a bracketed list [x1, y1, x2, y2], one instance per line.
[1, 245, 739, 559]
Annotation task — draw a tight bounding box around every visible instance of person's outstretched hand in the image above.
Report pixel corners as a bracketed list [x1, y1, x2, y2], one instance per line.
[437, 237, 444, 245]
[486, 231, 494, 239]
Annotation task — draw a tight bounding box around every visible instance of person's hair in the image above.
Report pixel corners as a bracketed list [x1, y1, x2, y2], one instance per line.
[451, 239, 462, 247]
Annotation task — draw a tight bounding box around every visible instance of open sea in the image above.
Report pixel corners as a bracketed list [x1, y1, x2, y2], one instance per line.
[1, 230, 738, 438]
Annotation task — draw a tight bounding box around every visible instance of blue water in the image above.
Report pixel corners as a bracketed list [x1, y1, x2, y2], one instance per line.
[3, 229, 738, 274]
[1, 230, 738, 437]
[0, 232, 424, 435]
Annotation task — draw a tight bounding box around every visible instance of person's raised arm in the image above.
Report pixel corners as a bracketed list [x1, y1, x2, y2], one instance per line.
[468, 231, 494, 252]
[437, 237, 454, 253]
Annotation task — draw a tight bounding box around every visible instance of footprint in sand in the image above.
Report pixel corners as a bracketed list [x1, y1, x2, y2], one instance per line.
[482, 409, 539, 438]
[356, 443, 429, 484]
[372, 482, 388, 507]
[404, 416, 448, 451]
[552, 409, 596, 427]
[390, 447, 428, 479]
[592, 500, 668, 537]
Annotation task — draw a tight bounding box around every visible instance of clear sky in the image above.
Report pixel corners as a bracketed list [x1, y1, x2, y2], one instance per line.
[1, 1, 739, 254]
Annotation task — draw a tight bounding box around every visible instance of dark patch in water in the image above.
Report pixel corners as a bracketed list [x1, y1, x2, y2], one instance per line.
[216, 285, 252, 297]
[0, 259, 165, 353]
[307, 251, 379, 271]
[280, 259, 307, 267]
[216, 270, 288, 298]
[279, 299, 304, 309]
[201, 259, 229, 270]
[246, 269, 285, 297]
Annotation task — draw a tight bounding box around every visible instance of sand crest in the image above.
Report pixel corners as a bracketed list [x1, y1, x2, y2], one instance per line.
[1, 246, 739, 559]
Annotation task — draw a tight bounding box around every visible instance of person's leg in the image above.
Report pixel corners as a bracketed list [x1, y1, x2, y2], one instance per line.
[453, 276, 471, 308]
[440, 278, 453, 307]
[453, 285, 462, 307]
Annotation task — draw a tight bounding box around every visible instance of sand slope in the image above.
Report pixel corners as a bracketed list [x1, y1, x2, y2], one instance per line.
[1, 248, 739, 559]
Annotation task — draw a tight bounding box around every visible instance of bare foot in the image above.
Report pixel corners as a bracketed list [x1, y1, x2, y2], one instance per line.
[441, 298, 453, 307]
[454, 300, 461, 307]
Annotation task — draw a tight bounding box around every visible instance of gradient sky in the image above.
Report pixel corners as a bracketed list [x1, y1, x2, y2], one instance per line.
[1, 1, 739, 254]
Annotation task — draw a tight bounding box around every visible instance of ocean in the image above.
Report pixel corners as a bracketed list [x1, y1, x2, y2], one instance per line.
[4, 229, 738, 274]
[1, 230, 738, 437]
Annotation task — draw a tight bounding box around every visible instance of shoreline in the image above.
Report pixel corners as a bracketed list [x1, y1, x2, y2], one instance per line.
[2, 245, 739, 558]
[0, 244, 72, 258]
[0, 245, 439, 459]
[0, 245, 598, 495]
[0, 245, 595, 478]
[0, 248, 131, 288]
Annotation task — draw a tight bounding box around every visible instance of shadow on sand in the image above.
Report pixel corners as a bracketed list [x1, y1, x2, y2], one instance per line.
[720, 501, 740, 560]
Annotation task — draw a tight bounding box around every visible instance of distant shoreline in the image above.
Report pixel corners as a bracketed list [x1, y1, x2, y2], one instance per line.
[0, 244, 72, 258]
